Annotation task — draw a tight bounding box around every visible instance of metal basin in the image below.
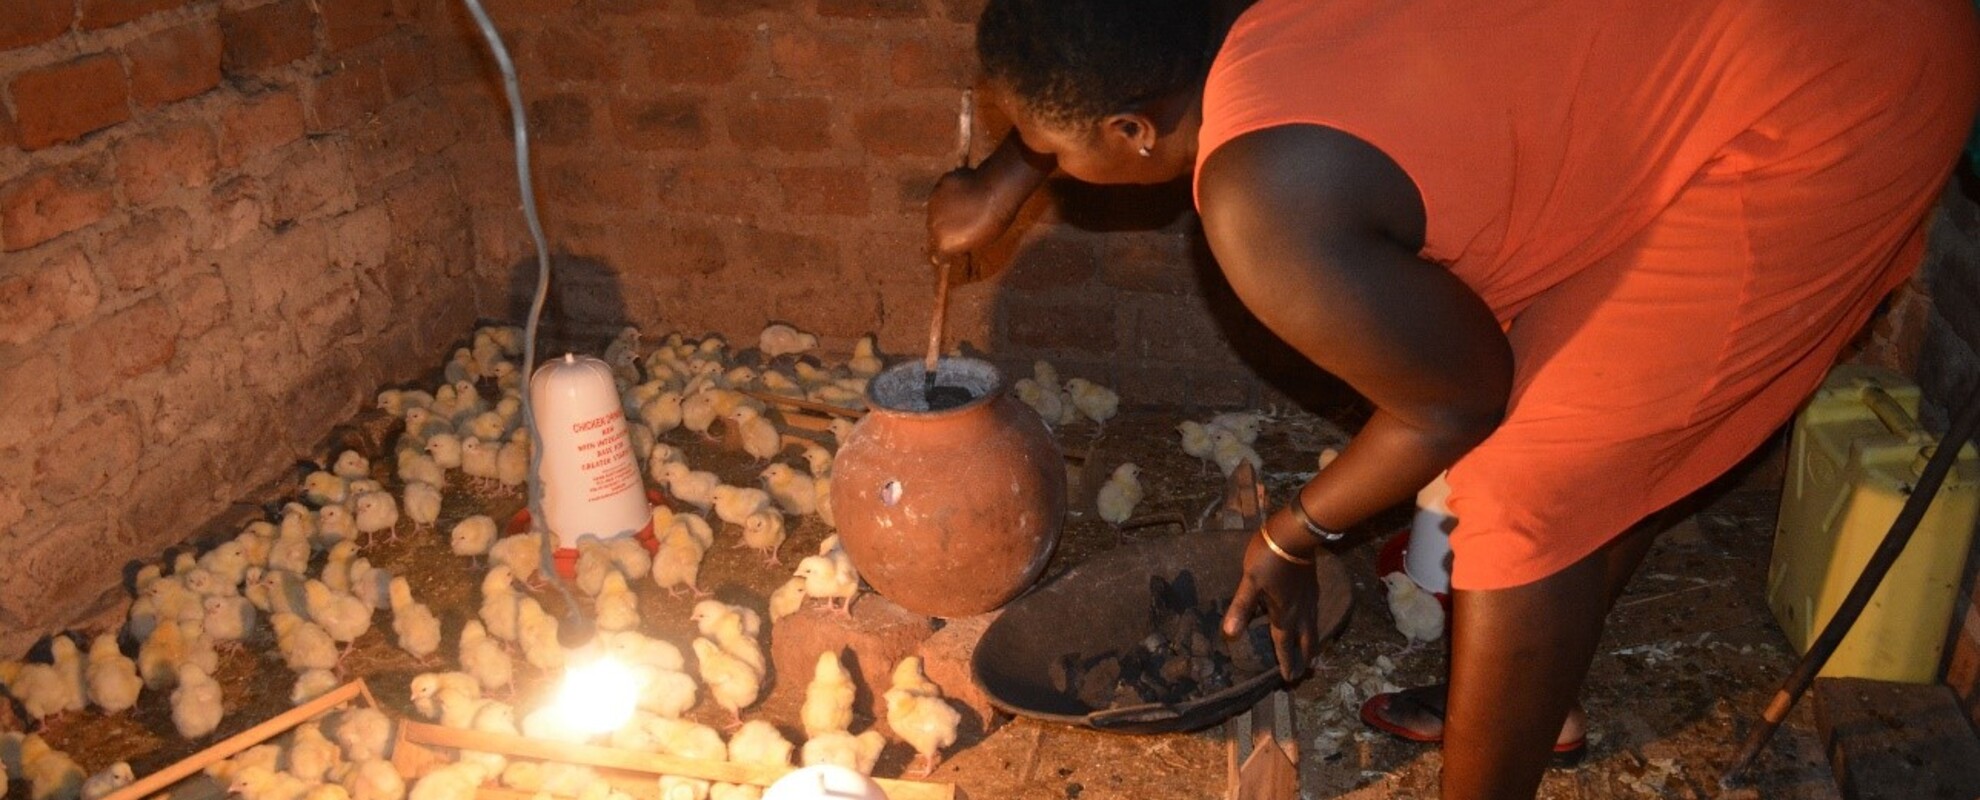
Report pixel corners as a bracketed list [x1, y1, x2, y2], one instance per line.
[972, 529, 1353, 734]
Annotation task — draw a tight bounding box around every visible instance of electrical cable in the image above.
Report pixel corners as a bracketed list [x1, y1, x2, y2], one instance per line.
[454, 0, 590, 636]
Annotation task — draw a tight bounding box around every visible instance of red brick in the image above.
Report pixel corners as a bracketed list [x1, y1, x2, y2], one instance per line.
[769, 30, 863, 87]
[69, 296, 180, 402]
[1100, 230, 1195, 295]
[0, 104, 16, 151]
[693, 0, 795, 15]
[348, 109, 417, 192]
[916, 610, 1003, 737]
[323, 0, 395, 52]
[307, 60, 390, 132]
[818, 0, 924, 18]
[78, 0, 183, 29]
[379, 34, 437, 98]
[0, 161, 115, 251]
[535, 23, 622, 82]
[644, 26, 751, 85]
[217, 90, 304, 168]
[999, 229, 1098, 291]
[115, 122, 217, 205]
[586, 0, 661, 12]
[610, 93, 708, 150]
[0, 0, 74, 50]
[1133, 294, 1239, 363]
[1003, 297, 1117, 351]
[266, 141, 357, 224]
[528, 93, 595, 147]
[776, 166, 869, 216]
[35, 405, 142, 504]
[99, 209, 191, 293]
[728, 95, 833, 152]
[9, 56, 129, 150]
[654, 164, 765, 216]
[220, 0, 315, 75]
[854, 102, 953, 157]
[540, 157, 651, 214]
[169, 270, 230, 338]
[0, 247, 99, 345]
[0, 352, 61, 451]
[125, 19, 224, 108]
[890, 37, 972, 89]
[482, 0, 576, 15]
[775, 283, 880, 339]
[938, 0, 981, 23]
[144, 338, 241, 455]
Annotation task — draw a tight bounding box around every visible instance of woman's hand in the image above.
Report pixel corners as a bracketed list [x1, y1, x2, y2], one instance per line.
[924, 132, 1057, 276]
[1222, 521, 1321, 682]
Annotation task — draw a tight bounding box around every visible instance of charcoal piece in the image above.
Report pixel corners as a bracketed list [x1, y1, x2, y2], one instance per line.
[1113, 684, 1148, 708]
[1229, 619, 1275, 675]
[1117, 648, 1151, 684]
[1140, 631, 1168, 654]
[924, 384, 976, 410]
[1077, 656, 1123, 709]
[1160, 656, 1193, 684]
[1136, 672, 1174, 703]
[1186, 630, 1213, 658]
[1200, 671, 1232, 694]
[1190, 656, 1217, 684]
[1049, 653, 1080, 694]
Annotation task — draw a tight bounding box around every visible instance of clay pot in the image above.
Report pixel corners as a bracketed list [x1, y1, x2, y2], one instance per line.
[832, 358, 1066, 618]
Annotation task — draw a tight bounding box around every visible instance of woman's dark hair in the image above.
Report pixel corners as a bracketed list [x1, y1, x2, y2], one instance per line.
[977, 0, 1214, 130]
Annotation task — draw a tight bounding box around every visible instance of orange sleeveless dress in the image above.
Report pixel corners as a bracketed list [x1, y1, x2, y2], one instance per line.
[1197, 0, 1980, 590]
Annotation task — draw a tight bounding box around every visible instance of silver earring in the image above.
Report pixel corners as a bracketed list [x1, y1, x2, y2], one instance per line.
[1137, 146, 1152, 157]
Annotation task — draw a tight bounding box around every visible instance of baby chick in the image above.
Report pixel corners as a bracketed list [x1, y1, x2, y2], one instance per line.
[692, 605, 764, 678]
[457, 620, 513, 695]
[758, 323, 819, 358]
[303, 470, 349, 507]
[802, 650, 856, 738]
[171, 663, 224, 739]
[884, 656, 960, 777]
[660, 462, 721, 512]
[496, 438, 529, 492]
[740, 510, 787, 565]
[79, 761, 132, 800]
[271, 612, 339, 673]
[800, 730, 887, 776]
[461, 437, 500, 491]
[848, 334, 885, 378]
[333, 449, 371, 481]
[602, 629, 687, 672]
[22, 737, 83, 800]
[1012, 378, 1065, 426]
[136, 616, 185, 690]
[767, 577, 808, 623]
[1383, 572, 1446, 651]
[409, 672, 481, 721]
[799, 443, 834, 478]
[488, 533, 544, 586]
[268, 522, 312, 577]
[727, 720, 793, 768]
[727, 407, 782, 463]
[408, 763, 488, 800]
[290, 669, 338, 705]
[1207, 411, 1268, 444]
[85, 633, 141, 714]
[341, 759, 406, 800]
[1177, 420, 1214, 472]
[389, 577, 442, 663]
[1211, 428, 1264, 477]
[402, 481, 443, 534]
[594, 571, 641, 633]
[759, 464, 817, 516]
[795, 553, 859, 615]
[285, 721, 344, 783]
[606, 536, 652, 583]
[0, 658, 67, 723]
[347, 557, 393, 612]
[332, 706, 396, 762]
[450, 515, 499, 560]
[517, 598, 564, 672]
[711, 485, 771, 527]
[304, 580, 373, 657]
[814, 475, 835, 528]
[398, 450, 446, 489]
[827, 418, 855, 447]
[633, 665, 698, 719]
[423, 433, 463, 471]
[1063, 378, 1120, 428]
[574, 536, 617, 597]
[49, 636, 85, 714]
[1095, 463, 1145, 526]
[198, 540, 252, 591]
[479, 567, 522, 643]
[640, 392, 685, 434]
[352, 491, 401, 545]
[317, 505, 359, 550]
[202, 594, 257, 648]
[692, 638, 762, 727]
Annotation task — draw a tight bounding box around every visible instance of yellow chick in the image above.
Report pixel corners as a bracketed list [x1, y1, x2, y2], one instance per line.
[22, 738, 84, 800]
[712, 485, 772, 527]
[634, 664, 698, 719]
[740, 510, 787, 566]
[0, 659, 66, 723]
[488, 533, 544, 586]
[799, 730, 887, 776]
[795, 554, 859, 615]
[389, 577, 442, 663]
[451, 515, 499, 559]
[136, 617, 184, 691]
[1383, 572, 1447, 651]
[85, 632, 141, 714]
[1063, 378, 1120, 428]
[518, 598, 564, 672]
[758, 464, 817, 516]
[303, 580, 373, 655]
[802, 650, 856, 738]
[352, 491, 400, 545]
[768, 577, 808, 623]
[659, 462, 720, 512]
[692, 638, 762, 726]
[848, 334, 885, 378]
[458, 620, 513, 695]
[594, 571, 640, 633]
[1176, 420, 1214, 471]
[402, 481, 442, 533]
[883, 657, 960, 777]
[285, 721, 343, 783]
[1095, 463, 1145, 526]
[727, 720, 792, 768]
[290, 669, 338, 705]
[759, 323, 819, 358]
[271, 612, 339, 673]
[79, 761, 132, 800]
[171, 663, 224, 739]
[331, 707, 396, 762]
[1211, 428, 1264, 477]
[479, 567, 521, 643]
[341, 759, 406, 800]
[727, 406, 782, 463]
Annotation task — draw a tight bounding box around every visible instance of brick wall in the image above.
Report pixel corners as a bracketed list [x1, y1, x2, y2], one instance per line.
[0, 0, 476, 654]
[428, 0, 1328, 411]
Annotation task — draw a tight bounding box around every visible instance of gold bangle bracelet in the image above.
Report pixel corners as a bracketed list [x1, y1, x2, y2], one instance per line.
[1261, 527, 1315, 566]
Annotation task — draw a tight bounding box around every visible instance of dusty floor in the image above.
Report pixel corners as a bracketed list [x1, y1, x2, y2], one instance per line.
[8, 384, 1838, 799]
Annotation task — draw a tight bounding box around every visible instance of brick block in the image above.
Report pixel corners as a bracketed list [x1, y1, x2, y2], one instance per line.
[100, 208, 191, 293]
[587, 0, 662, 13]
[323, 0, 395, 52]
[121, 443, 217, 547]
[217, 90, 305, 168]
[380, 34, 437, 99]
[70, 296, 180, 402]
[9, 55, 130, 150]
[1133, 294, 1239, 363]
[529, 93, 596, 147]
[916, 610, 1004, 737]
[0, 247, 99, 347]
[728, 96, 832, 152]
[307, 60, 390, 133]
[655, 165, 765, 216]
[125, 19, 224, 108]
[536, 23, 622, 82]
[265, 140, 358, 224]
[0, 160, 115, 252]
[693, 0, 795, 15]
[79, 0, 185, 30]
[1003, 297, 1118, 352]
[889, 36, 972, 89]
[937, 0, 982, 23]
[169, 270, 231, 338]
[999, 229, 1098, 291]
[349, 109, 418, 192]
[0, 0, 74, 50]
[0, 351, 61, 450]
[34, 403, 140, 504]
[775, 166, 869, 216]
[483, 0, 576, 15]
[853, 102, 953, 158]
[1099, 230, 1196, 295]
[775, 284, 885, 340]
[540, 157, 652, 215]
[644, 26, 751, 85]
[2, 512, 124, 642]
[611, 93, 709, 151]
[768, 595, 938, 722]
[221, 0, 315, 75]
[817, 0, 924, 18]
[115, 122, 217, 205]
[769, 30, 863, 87]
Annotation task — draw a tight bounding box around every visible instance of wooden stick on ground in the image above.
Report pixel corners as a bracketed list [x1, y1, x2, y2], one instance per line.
[103, 680, 371, 800]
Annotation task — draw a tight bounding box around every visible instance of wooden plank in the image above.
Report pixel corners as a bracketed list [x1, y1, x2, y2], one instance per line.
[741, 390, 866, 419]
[400, 722, 954, 800]
[1813, 677, 1980, 800]
[104, 681, 368, 800]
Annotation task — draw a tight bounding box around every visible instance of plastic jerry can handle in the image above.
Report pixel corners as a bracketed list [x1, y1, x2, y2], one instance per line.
[1859, 385, 1926, 442]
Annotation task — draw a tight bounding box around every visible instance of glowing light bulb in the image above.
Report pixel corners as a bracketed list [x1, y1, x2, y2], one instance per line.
[553, 657, 639, 735]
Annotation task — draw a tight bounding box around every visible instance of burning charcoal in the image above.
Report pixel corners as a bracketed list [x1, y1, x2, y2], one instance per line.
[1078, 657, 1123, 709]
[1160, 656, 1193, 684]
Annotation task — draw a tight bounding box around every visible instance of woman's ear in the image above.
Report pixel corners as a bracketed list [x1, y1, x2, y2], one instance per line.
[1101, 112, 1159, 155]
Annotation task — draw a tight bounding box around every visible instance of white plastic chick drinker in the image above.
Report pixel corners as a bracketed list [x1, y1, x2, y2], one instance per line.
[530, 353, 650, 552]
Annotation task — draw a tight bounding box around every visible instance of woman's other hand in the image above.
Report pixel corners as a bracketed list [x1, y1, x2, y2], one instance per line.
[1222, 517, 1322, 682]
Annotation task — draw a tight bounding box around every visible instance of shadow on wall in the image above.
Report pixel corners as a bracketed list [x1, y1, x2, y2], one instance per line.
[502, 252, 632, 354]
[1182, 228, 1364, 419]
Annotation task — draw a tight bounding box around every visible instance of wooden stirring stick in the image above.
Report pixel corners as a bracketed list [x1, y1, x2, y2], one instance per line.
[923, 88, 975, 384]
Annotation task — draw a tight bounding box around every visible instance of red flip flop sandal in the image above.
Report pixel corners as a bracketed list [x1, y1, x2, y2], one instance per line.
[1359, 691, 1589, 766]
